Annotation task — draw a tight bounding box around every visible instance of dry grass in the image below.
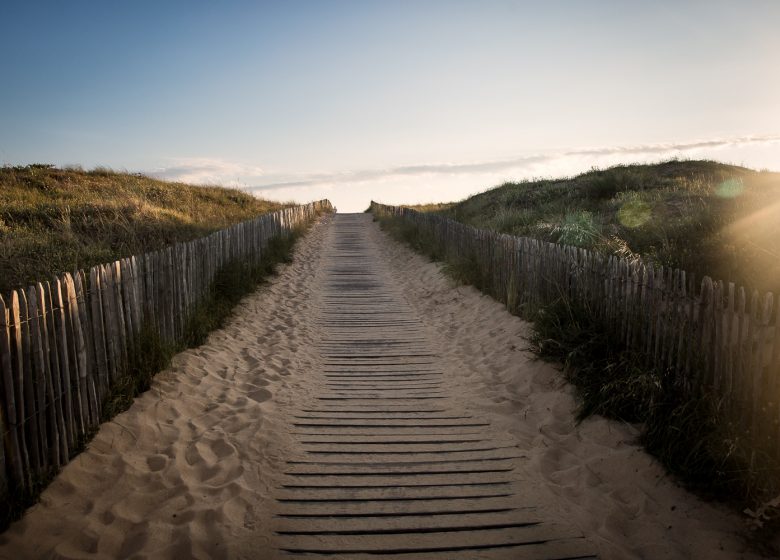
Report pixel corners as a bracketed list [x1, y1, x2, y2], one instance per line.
[0, 164, 290, 295]
[402, 202, 455, 213]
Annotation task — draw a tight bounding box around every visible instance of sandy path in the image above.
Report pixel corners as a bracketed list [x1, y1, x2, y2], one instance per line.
[0, 217, 331, 559]
[0, 213, 765, 559]
[266, 214, 595, 558]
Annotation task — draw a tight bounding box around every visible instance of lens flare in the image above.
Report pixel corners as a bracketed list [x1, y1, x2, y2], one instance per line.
[716, 178, 744, 198]
[617, 200, 651, 228]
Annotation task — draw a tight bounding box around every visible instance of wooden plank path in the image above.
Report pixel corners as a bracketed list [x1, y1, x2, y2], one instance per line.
[271, 214, 598, 559]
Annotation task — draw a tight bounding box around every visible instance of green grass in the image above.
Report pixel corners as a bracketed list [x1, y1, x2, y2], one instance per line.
[0, 164, 291, 296]
[434, 160, 780, 293]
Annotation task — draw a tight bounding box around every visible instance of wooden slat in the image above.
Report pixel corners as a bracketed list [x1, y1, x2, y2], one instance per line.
[100, 265, 119, 384]
[0, 372, 5, 498]
[745, 290, 762, 439]
[711, 280, 724, 393]
[52, 278, 76, 451]
[8, 292, 30, 486]
[75, 272, 99, 425]
[119, 259, 134, 354]
[653, 266, 665, 367]
[42, 281, 68, 464]
[62, 274, 88, 438]
[111, 262, 128, 368]
[0, 295, 23, 489]
[697, 277, 713, 390]
[756, 293, 775, 450]
[29, 284, 53, 471]
[130, 256, 143, 330]
[722, 282, 736, 403]
[18, 289, 44, 475]
[89, 268, 109, 402]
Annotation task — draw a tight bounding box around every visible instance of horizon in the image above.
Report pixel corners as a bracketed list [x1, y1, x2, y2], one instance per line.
[8, 153, 779, 213]
[2, 1, 779, 210]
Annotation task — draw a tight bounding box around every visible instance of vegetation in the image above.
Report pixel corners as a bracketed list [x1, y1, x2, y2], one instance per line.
[0, 163, 307, 530]
[374, 161, 780, 549]
[529, 294, 778, 504]
[0, 224, 308, 531]
[0, 164, 290, 295]
[400, 202, 454, 213]
[435, 160, 780, 294]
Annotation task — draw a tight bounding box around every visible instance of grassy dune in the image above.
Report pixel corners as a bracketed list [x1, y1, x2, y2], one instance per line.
[438, 160, 780, 293]
[0, 164, 289, 295]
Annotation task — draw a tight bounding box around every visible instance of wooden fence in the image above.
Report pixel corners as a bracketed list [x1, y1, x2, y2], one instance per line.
[0, 200, 333, 504]
[371, 201, 780, 459]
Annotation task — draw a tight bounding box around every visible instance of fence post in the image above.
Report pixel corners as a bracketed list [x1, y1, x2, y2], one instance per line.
[0, 295, 23, 491]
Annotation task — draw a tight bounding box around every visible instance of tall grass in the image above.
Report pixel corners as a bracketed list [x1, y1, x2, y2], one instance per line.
[438, 160, 780, 294]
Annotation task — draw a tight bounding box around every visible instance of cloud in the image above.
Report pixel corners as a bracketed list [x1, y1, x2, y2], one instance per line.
[246, 135, 780, 192]
[141, 136, 780, 212]
[149, 157, 265, 187]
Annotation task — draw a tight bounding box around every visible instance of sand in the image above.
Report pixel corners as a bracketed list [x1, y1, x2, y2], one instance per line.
[0, 214, 768, 559]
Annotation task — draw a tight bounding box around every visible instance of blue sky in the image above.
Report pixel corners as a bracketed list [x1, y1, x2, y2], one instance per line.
[1, 1, 779, 211]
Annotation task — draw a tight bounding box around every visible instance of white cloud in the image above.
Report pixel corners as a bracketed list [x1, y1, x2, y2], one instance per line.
[246, 135, 780, 192]
[237, 135, 780, 211]
[148, 157, 265, 187]
[142, 136, 780, 212]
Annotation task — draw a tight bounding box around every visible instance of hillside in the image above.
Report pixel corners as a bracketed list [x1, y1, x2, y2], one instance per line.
[436, 160, 780, 293]
[0, 164, 289, 295]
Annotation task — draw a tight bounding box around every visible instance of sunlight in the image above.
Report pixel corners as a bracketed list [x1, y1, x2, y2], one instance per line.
[716, 177, 744, 198]
[617, 199, 652, 228]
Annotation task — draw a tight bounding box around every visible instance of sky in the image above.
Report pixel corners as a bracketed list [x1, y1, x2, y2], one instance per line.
[1, 0, 779, 211]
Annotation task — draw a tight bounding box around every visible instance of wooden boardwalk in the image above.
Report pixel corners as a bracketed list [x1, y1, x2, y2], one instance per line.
[271, 214, 598, 558]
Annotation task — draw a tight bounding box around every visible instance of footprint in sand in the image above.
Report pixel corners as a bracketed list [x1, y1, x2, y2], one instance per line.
[146, 455, 167, 472]
[210, 439, 236, 459]
[242, 353, 260, 366]
[118, 521, 150, 558]
[101, 509, 115, 526]
[221, 416, 253, 434]
[184, 442, 205, 467]
[247, 387, 271, 403]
